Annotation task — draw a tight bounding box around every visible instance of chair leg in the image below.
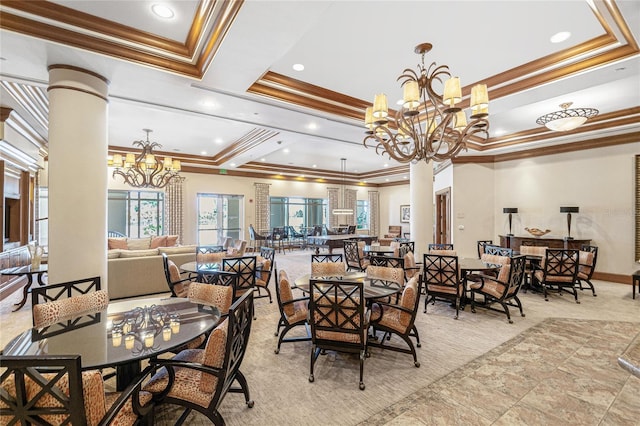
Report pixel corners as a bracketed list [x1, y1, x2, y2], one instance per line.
[543, 284, 549, 301]
[454, 297, 460, 320]
[411, 325, 421, 348]
[400, 334, 420, 367]
[470, 290, 477, 313]
[309, 345, 320, 383]
[359, 349, 366, 390]
[499, 301, 513, 324]
[234, 370, 254, 408]
[584, 279, 597, 297]
[513, 296, 525, 317]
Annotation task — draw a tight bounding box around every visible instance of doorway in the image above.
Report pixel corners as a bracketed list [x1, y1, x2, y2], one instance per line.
[435, 187, 451, 244]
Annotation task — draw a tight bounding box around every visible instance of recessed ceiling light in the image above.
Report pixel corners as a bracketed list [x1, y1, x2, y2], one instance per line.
[299, 174, 305, 178]
[261, 158, 266, 162]
[214, 138, 223, 144]
[550, 31, 571, 43]
[312, 164, 317, 168]
[202, 100, 215, 108]
[403, 176, 408, 179]
[383, 163, 389, 167]
[230, 163, 236, 167]
[283, 148, 290, 154]
[151, 4, 175, 19]
[201, 151, 207, 155]
[385, 178, 389, 182]
[363, 180, 367, 183]
[493, 129, 506, 136]
[307, 123, 317, 130]
[396, 99, 404, 106]
[293, 63, 305, 71]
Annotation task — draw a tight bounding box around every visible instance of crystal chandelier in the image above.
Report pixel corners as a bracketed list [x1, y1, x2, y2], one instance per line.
[536, 102, 598, 132]
[109, 129, 181, 188]
[363, 42, 490, 164]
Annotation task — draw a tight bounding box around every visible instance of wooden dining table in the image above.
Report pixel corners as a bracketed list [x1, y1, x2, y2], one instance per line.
[2, 295, 220, 391]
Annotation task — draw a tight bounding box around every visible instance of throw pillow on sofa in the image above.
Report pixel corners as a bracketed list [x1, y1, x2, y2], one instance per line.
[108, 249, 122, 259]
[127, 237, 152, 250]
[166, 235, 179, 246]
[150, 236, 168, 249]
[108, 237, 128, 250]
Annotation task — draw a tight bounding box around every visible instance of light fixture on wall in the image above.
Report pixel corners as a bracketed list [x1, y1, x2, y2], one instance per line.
[536, 102, 598, 132]
[332, 158, 353, 216]
[363, 42, 490, 164]
[503, 207, 518, 236]
[109, 129, 181, 189]
[560, 206, 579, 240]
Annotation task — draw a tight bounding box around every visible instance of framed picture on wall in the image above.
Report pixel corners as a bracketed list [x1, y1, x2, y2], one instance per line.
[400, 205, 410, 223]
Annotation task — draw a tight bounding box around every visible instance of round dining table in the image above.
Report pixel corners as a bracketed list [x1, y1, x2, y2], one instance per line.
[294, 271, 402, 300]
[2, 296, 220, 391]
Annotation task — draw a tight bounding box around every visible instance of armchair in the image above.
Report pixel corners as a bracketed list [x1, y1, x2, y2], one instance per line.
[423, 254, 463, 319]
[0, 355, 154, 425]
[163, 253, 197, 297]
[469, 255, 527, 323]
[370, 274, 422, 366]
[274, 268, 311, 354]
[144, 291, 254, 425]
[532, 249, 580, 303]
[308, 279, 368, 390]
[577, 245, 598, 297]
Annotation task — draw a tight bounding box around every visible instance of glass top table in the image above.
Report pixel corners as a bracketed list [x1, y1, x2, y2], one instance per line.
[2, 295, 220, 390]
[0, 264, 49, 311]
[294, 271, 402, 300]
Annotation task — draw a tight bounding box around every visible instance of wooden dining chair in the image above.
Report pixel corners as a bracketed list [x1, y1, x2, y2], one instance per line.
[343, 240, 370, 272]
[163, 253, 197, 297]
[532, 249, 580, 303]
[577, 244, 598, 297]
[274, 268, 311, 354]
[476, 240, 493, 258]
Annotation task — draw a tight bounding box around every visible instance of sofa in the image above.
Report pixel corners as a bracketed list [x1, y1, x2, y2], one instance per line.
[107, 235, 196, 299]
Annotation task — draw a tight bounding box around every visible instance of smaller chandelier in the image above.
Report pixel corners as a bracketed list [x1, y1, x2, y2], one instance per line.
[536, 102, 598, 132]
[109, 129, 181, 188]
[333, 158, 353, 216]
[363, 42, 490, 164]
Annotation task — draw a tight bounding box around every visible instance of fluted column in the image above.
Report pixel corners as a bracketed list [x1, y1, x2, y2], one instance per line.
[410, 161, 434, 258]
[47, 65, 109, 285]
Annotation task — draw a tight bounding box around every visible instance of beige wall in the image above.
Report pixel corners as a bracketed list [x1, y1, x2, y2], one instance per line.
[492, 142, 639, 276]
[379, 184, 410, 237]
[450, 162, 496, 259]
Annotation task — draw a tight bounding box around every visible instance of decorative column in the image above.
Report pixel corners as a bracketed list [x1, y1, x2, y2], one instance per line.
[410, 161, 434, 258]
[368, 191, 379, 237]
[164, 176, 185, 241]
[47, 65, 109, 285]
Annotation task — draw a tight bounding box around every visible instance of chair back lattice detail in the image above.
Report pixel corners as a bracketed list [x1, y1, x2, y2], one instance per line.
[428, 243, 454, 251]
[220, 292, 254, 400]
[423, 255, 459, 289]
[543, 249, 579, 279]
[369, 255, 405, 270]
[343, 240, 368, 271]
[311, 254, 343, 263]
[33, 276, 101, 305]
[399, 241, 415, 254]
[259, 247, 275, 263]
[309, 280, 365, 343]
[196, 245, 225, 264]
[223, 256, 257, 299]
[484, 246, 513, 257]
[477, 240, 493, 258]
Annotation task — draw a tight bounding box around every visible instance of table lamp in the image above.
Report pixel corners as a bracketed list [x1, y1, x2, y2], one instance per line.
[560, 206, 579, 240]
[503, 208, 518, 236]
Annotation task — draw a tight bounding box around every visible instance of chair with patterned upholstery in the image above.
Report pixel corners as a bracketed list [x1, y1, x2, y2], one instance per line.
[163, 253, 197, 297]
[308, 279, 368, 390]
[469, 255, 527, 323]
[532, 249, 580, 303]
[423, 254, 463, 319]
[343, 240, 370, 272]
[226, 240, 247, 257]
[477, 240, 493, 258]
[274, 268, 311, 354]
[311, 260, 346, 275]
[311, 253, 343, 263]
[403, 250, 422, 281]
[369, 255, 405, 271]
[31, 276, 109, 328]
[519, 245, 548, 291]
[145, 291, 254, 425]
[577, 245, 598, 297]
[369, 274, 422, 366]
[196, 245, 226, 264]
[0, 354, 154, 425]
[255, 247, 275, 302]
[222, 256, 257, 300]
[174, 283, 234, 352]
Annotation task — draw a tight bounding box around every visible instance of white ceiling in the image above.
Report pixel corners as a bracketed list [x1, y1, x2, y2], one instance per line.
[0, 0, 639, 184]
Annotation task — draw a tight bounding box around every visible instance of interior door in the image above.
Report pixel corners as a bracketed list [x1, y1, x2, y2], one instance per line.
[435, 187, 451, 244]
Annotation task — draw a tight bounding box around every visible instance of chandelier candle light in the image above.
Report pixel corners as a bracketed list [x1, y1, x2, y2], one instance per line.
[363, 42, 490, 164]
[110, 129, 181, 188]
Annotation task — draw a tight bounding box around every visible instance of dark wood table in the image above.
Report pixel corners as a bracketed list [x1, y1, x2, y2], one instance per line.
[2, 296, 220, 390]
[499, 235, 591, 250]
[1, 264, 48, 311]
[294, 272, 401, 300]
[306, 235, 377, 254]
[458, 258, 501, 307]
